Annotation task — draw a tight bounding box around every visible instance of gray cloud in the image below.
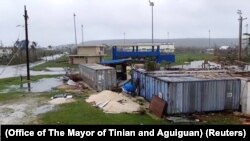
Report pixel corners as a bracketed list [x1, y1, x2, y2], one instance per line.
[0, 0, 249, 47]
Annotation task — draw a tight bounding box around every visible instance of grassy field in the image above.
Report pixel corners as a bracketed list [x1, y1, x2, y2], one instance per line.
[174, 53, 215, 65]
[36, 100, 167, 125]
[32, 55, 77, 71]
[0, 74, 168, 125]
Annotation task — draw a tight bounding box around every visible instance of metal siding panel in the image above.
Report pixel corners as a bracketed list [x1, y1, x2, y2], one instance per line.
[79, 64, 116, 91]
[131, 70, 241, 114]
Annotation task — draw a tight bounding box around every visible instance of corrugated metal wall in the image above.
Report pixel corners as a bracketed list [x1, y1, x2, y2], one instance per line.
[79, 64, 117, 91]
[132, 69, 241, 114]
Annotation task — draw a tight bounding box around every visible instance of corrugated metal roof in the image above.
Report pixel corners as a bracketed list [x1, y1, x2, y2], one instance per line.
[79, 64, 114, 70]
[159, 76, 202, 82]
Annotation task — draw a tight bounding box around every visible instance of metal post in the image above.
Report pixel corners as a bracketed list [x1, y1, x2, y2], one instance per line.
[149, 0, 154, 44]
[73, 13, 77, 48]
[167, 32, 169, 43]
[237, 10, 247, 61]
[209, 30, 210, 48]
[246, 24, 248, 33]
[81, 24, 84, 45]
[123, 32, 125, 45]
[152, 4, 153, 44]
[24, 5, 30, 81]
[239, 16, 242, 60]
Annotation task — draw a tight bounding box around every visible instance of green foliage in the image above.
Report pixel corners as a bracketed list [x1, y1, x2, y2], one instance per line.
[103, 55, 112, 61]
[174, 53, 214, 65]
[145, 61, 157, 71]
[0, 49, 59, 65]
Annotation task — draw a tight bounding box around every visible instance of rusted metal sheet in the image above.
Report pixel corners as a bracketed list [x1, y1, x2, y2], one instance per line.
[79, 64, 117, 91]
[132, 69, 241, 114]
[149, 95, 166, 118]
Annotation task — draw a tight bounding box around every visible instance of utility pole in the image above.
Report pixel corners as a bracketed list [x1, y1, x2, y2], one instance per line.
[237, 10, 247, 61]
[209, 30, 211, 48]
[123, 32, 126, 45]
[24, 5, 30, 81]
[73, 13, 77, 48]
[81, 24, 84, 45]
[149, 0, 154, 44]
[167, 32, 169, 44]
[246, 24, 248, 33]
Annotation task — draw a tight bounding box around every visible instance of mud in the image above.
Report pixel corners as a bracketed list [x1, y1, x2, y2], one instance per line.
[0, 95, 54, 124]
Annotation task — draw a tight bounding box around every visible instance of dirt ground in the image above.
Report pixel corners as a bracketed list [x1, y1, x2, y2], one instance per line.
[0, 94, 74, 124]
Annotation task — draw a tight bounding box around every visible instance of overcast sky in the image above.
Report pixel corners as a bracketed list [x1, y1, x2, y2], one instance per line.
[0, 0, 249, 47]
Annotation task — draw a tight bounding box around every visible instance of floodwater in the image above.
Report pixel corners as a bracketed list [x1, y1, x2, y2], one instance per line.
[0, 77, 63, 93]
[0, 54, 66, 79]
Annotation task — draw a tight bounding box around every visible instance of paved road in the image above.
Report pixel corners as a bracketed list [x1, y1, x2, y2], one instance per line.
[0, 54, 66, 79]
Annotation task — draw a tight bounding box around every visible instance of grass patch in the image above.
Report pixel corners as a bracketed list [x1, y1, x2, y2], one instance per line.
[103, 55, 112, 61]
[0, 92, 24, 103]
[37, 100, 167, 125]
[198, 113, 242, 125]
[32, 55, 77, 71]
[174, 53, 215, 65]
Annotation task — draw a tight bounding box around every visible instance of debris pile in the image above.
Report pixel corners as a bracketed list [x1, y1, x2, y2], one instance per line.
[56, 79, 89, 93]
[49, 94, 74, 105]
[86, 90, 144, 114]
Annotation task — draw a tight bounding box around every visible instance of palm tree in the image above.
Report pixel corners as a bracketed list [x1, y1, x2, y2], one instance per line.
[30, 41, 37, 61]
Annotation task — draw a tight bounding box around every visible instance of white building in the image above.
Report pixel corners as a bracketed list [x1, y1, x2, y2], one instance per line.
[219, 46, 230, 50]
[121, 43, 175, 53]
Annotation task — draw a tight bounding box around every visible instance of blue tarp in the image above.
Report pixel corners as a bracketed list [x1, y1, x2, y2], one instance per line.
[122, 81, 135, 94]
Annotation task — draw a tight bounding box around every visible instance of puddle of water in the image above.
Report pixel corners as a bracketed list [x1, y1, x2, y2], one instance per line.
[0, 77, 63, 93]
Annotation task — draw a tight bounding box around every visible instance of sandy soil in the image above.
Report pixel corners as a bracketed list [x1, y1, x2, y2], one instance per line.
[86, 90, 148, 114]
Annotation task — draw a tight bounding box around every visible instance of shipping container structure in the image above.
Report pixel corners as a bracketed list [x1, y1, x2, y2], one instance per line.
[79, 64, 117, 91]
[132, 69, 241, 114]
[240, 79, 250, 114]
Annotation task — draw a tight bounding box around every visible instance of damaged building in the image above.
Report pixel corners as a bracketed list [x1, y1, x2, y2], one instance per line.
[132, 69, 250, 115]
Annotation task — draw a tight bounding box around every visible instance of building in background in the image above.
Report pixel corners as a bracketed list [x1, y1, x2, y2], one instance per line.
[121, 43, 175, 53]
[68, 45, 106, 65]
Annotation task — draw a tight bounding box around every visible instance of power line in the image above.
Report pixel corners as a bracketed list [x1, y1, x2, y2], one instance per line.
[0, 45, 22, 75]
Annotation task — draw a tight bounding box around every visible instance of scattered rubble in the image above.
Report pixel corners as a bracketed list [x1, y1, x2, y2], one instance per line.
[56, 79, 89, 93]
[86, 90, 147, 114]
[49, 94, 74, 105]
[166, 116, 198, 123]
[67, 80, 77, 86]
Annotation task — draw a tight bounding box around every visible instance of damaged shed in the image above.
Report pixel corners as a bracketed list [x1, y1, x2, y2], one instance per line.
[132, 69, 241, 114]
